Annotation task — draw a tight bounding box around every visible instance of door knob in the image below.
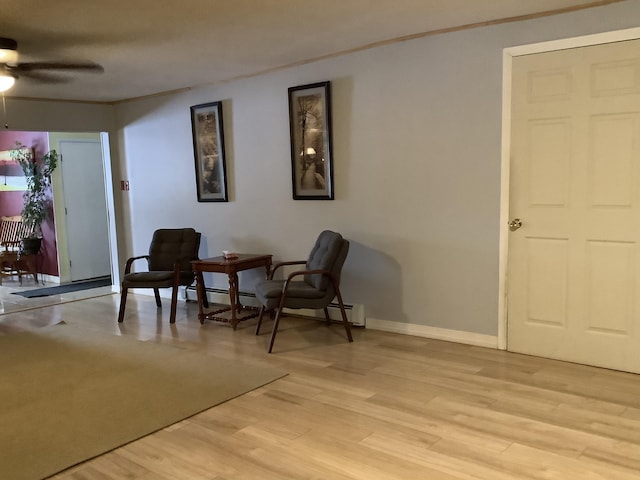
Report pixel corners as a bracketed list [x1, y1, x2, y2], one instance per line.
[509, 218, 523, 231]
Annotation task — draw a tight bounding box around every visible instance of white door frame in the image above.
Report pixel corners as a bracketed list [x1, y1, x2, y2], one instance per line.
[498, 27, 640, 350]
[101, 132, 120, 288]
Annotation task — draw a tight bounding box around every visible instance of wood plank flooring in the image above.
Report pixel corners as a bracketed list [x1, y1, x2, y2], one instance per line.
[2, 292, 640, 479]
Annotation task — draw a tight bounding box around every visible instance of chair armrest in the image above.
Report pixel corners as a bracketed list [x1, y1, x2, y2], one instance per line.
[270, 260, 306, 279]
[124, 255, 149, 274]
[285, 268, 334, 283]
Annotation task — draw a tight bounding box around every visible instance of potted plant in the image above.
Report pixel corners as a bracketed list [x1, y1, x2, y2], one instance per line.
[10, 142, 58, 254]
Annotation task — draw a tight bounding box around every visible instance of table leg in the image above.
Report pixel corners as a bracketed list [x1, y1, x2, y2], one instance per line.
[195, 270, 205, 324]
[24, 255, 38, 284]
[228, 272, 239, 329]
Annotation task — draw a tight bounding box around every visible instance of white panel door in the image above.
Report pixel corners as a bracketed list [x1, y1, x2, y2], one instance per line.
[508, 39, 640, 373]
[59, 140, 111, 282]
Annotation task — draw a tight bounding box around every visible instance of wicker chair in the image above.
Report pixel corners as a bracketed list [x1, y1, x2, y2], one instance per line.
[0, 216, 36, 284]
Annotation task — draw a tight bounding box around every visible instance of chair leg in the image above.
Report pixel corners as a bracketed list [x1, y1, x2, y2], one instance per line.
[189, 279, 209, 308]
[323, 307, 332, 325]
[118, 287, 128, 323]
[255, 305, 266, 335]
[333, 285, 353, 343]
[267, 308, 283, 354]
[169, 285, 178, 324]
[153, 288, 162, 308]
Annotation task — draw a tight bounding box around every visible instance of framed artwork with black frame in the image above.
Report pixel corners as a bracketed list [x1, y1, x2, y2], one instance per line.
[288, 81, 334, 200]
[190, 101, 228, 202]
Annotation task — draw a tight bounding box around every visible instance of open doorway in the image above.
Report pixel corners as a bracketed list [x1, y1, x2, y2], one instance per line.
[0, 131, 117, 301]
[50, 133, 113, 284]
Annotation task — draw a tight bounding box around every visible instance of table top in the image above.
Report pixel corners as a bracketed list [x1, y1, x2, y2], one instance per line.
[192, 253, 272, 267]
[191, 254, 272, 274]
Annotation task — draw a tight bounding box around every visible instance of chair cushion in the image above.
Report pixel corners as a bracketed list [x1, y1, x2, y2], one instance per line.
[255, 279, 326, 309]
[305, 230, 343, 290]
[122, 271, 194, 289]
[256, 280, 326, 299]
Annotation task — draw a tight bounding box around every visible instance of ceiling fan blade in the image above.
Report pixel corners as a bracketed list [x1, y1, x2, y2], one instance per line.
[10, 62, 104, 73]
[14, 70, 71, 84]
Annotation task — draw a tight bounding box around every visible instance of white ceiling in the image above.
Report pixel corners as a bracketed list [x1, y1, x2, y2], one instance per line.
[0, 0, 620, 103]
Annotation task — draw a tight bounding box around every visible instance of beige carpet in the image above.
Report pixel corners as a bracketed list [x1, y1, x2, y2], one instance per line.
[0, 323, 286, 480]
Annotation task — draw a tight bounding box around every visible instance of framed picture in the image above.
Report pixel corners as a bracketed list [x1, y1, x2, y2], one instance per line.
[288, 81, 334, 200]
[190, 101, 228, 202]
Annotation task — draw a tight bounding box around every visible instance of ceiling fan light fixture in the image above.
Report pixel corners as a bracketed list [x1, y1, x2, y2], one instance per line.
[0, 74, 15, 92]
[0, 38, 18, 63]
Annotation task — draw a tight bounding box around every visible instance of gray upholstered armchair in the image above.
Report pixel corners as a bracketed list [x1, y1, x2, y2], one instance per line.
[118, 228, 207, 324]
[254, 230, 353, 353]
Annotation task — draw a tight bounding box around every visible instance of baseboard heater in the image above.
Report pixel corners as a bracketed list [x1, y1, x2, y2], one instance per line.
[185, 286, 366, 327]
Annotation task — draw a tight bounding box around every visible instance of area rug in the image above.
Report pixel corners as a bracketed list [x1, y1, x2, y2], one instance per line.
[0, 323, 286, 480]
[12, 277, 113, 298]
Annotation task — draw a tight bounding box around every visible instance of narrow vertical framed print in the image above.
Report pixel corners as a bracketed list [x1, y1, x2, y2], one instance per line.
[191, 101, 228, 202]
[288, 81, 334, 200]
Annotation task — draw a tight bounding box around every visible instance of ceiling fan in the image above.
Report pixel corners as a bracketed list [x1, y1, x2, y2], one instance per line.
[0, 37, 103, 92]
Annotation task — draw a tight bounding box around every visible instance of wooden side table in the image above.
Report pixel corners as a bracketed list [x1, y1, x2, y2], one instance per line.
[191, 254, 272, 329]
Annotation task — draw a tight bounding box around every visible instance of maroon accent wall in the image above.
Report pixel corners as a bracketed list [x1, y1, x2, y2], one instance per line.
[0, 131, 59, 277]
[0, 191, 23, 215]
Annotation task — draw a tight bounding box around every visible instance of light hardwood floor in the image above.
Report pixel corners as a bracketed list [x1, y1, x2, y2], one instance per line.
[2, 291, 640, 479]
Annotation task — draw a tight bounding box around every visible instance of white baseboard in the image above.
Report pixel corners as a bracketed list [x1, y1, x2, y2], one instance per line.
[163, 287, 497, 348]
[40, 274, 60, 284]
[184, 287, 260, 307]
[366, 317, 498, 349]
[287, 303, 366, 327]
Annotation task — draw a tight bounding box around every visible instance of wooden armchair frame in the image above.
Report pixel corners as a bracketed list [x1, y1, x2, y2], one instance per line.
[254, 232, 353, 353]
[117, 228, 207, 324]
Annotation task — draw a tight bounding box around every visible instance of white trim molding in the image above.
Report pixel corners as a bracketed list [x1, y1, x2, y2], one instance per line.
[366, 317, 498, 349]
